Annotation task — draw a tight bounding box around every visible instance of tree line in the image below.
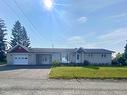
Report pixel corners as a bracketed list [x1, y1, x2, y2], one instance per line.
[0, 18, 30, 61]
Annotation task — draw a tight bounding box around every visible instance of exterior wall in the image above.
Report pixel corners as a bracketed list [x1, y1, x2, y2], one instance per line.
[7, 51, 112, 65]
[83, 53, 112, 65]
[28, 53, 36, 65]
[7, 53, 13, 65]
[69, 52, 112, 65]
[52, 52, 61, 62]
[68, 52, 76, 63]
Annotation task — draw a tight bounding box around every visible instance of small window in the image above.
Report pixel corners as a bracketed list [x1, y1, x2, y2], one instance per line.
[62, 57, 67, 63]
[18, 47, 21, 49]
[77, 54, 79, 60]
[45, 57, 47, 61]
[91, 54, 93, 57]
[25, 57, 28, 59]
[102, 54, 103, 57]
[102, 54, 106, 58]
[88, 53, 93, 57]
[15, 57, 17, 59]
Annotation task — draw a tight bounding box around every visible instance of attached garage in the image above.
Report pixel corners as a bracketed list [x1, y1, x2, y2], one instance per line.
[13, 54, 28, 65]
[7, 44, 29, 65]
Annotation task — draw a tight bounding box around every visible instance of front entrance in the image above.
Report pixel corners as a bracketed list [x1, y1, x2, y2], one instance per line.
[36, 54, 51, 65]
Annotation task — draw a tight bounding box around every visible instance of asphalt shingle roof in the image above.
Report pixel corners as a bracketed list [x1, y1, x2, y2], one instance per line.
[29, 48, 114, 53]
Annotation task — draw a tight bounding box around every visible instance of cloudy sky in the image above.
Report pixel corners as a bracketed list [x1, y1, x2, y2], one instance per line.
[0, 0, 127, 53]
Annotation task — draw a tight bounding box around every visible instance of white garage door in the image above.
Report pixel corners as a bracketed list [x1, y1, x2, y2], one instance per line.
[13, 54, 28, 65]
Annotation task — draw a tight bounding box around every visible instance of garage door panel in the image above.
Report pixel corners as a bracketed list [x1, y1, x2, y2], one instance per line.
[13, 54, 28, 65]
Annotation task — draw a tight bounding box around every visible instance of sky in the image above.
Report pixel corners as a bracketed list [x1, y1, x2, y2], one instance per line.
[0, 0, 127, 54]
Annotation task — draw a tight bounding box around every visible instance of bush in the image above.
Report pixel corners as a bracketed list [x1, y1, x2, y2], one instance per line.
[83, 60, 90, 66]
[112, 58, 120, 66]
[52, 60, 61, 67]
[112, 56, 126, 66]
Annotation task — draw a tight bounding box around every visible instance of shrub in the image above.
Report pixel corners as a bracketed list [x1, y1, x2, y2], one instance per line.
[83, 60, 90, 66]
[52, 60, 61, 67]
[112, 58, 120, 66]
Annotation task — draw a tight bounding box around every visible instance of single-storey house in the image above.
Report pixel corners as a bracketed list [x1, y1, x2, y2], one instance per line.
[7, 44, 114, 65]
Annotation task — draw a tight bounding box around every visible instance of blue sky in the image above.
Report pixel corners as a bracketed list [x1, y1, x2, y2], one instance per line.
[0, 0, 127, 53]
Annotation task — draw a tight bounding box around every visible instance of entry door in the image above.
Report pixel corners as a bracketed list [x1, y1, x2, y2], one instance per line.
[41, 55, 51, 64]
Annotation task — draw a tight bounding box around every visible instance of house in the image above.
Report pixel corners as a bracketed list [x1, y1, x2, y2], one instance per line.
[7, 44, 114, 65]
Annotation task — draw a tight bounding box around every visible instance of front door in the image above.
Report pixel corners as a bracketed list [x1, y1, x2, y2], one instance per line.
[41, 55, 51, 64]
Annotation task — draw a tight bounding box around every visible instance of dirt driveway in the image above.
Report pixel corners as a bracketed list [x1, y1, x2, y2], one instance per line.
[0, 65, 51, 79]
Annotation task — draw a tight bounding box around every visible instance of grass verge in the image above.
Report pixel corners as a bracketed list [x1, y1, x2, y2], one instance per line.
[49, 66, 127, 79]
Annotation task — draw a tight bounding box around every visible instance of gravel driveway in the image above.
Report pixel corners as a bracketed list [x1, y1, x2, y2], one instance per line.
[0, 65, 127, 95]
[0, 65, 50, 79]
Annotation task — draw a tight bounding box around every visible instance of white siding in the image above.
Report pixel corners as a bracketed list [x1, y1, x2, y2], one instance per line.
[83, 53, 112, 65]
[52, 52, 61, 62]
[28, 53, 36, 65]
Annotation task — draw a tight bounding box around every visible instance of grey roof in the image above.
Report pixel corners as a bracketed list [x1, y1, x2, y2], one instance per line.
[29, 47, 114, 53]
[29, 48, 74, 53]
[83, 49, 114, 53]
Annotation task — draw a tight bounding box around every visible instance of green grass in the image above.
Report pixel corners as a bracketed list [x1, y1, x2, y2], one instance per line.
[49, 66, 127, 79]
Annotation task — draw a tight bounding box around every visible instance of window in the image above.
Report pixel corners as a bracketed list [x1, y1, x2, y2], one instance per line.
[91, 54, 93, 57]
[102, 54, 106, 58]
[15, 57, 17, 59]
[62, 57, 67, 63]
[18, 47, 21, 49]
[77, 54, 79, 60]
[88, 53, 93, 57]
[45, 57, 47, 61]
[101, 54, 103, 57]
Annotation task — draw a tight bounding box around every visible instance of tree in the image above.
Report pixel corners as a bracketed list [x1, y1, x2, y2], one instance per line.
[0, 18, 7, 61]
[11, 21, 30, 47]
[124, 41, 127, 60]
[112, 53, 126, 66]
[21, 27, 30, 47]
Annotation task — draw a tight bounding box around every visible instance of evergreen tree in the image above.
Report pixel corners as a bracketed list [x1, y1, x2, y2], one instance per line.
[124, 40, 127, 60]
[0, 18, 7, 61]
[21, 26, 30, 47]
[11, 21, 30, 47]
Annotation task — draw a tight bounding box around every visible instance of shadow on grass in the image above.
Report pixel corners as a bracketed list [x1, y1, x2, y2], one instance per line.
[83, 66, 100, 70]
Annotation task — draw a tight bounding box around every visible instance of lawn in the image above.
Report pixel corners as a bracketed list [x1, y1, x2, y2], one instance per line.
[49, 66, 127, 79]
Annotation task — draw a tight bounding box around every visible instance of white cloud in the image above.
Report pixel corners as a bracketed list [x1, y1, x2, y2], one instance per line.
[66, 36, 96, 48]
[63, 28, 127, 53]
[98, 28, 127, 41]
[77, 17, 88, 23]
[109, 13, 127, 18]
[97, 27, 127, 53]
[67, 36, 85, 44]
